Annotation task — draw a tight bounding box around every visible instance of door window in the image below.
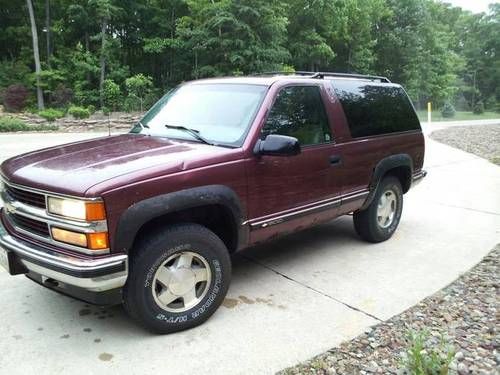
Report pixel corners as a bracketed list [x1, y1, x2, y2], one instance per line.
[261, 86, 331, 146]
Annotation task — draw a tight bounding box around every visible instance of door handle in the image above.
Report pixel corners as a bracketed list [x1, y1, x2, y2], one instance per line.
[329, 155, 342, 166]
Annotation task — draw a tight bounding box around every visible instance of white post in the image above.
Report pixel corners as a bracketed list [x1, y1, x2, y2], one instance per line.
[427, 102, 432, 124]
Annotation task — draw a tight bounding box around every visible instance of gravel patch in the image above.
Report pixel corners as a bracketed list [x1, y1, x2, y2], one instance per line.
[278, 245, 499, 375]
[430, 125, 500, 165]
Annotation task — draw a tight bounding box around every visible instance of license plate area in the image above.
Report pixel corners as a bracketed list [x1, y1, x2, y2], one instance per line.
[0, 245, 10, 273]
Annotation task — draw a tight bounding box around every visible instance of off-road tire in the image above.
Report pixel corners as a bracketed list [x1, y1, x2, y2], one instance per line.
[123, 223, 231, 334]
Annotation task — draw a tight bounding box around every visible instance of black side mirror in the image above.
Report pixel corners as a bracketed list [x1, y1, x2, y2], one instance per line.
[254, 134, 301, 156]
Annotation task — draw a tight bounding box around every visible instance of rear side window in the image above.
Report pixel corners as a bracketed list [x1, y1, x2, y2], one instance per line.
[261, 85, 331, 146]
[331, 79, 420, 138]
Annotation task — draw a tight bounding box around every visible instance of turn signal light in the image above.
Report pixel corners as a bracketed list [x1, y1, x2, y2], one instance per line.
[51, 228, 109, 250]
[87, 232, 109, 250]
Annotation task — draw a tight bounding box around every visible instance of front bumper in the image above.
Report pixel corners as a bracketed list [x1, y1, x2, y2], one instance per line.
[0, 213, 128, 302]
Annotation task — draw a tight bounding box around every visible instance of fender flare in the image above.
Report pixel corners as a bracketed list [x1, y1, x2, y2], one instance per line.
[113, 185, 246, 253]
[360, 154, 413, 210]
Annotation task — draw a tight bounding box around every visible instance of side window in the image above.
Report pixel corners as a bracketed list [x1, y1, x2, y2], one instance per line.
[331, 80, 421, 138]
[261, 86, 332, 146]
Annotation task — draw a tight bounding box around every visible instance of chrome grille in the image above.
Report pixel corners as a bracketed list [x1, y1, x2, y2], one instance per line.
[5, 185, 46, 208]
[8, 212, 50, 237]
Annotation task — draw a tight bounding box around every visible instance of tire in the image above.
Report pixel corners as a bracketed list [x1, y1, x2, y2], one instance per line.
[353, 176, 403, 243]
[123, 223, 231, 334]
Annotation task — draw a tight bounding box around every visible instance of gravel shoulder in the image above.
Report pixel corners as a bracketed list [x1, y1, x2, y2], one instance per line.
[278, 245, 499, 375]
[430, 125, 500, 165]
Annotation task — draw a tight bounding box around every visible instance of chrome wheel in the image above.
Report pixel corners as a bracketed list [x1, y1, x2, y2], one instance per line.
[152, 251, 211, 313]
[377, 189, 397, 228]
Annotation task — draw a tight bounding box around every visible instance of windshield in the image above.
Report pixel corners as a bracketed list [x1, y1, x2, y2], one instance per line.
[131, 83, 268, 147]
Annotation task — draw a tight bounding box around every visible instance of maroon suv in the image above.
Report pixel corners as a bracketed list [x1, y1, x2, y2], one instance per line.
[0, 72, 426, 333]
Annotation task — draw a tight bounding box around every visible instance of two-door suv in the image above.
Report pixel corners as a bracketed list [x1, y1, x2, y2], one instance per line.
[0, 72, 426, 333]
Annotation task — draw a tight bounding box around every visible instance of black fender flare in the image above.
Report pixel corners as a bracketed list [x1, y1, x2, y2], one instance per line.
[113, 185, 247, 253]
[360, 154, 413, 210]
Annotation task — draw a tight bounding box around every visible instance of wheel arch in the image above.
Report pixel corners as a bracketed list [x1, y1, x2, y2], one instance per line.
[360, 154, 413, 210]
[113, 185, 247, 254]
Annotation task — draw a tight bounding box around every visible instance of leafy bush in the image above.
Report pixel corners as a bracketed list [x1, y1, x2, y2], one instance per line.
[68, 105, 90, 119]
[399, 330, 455, 375]
[0, 116, 58, 132]
[38, 108, 64, 121]
[473, 101, 485, 114]
[87, 104, 96, 114]
[441, 102, 455, 118]
[3, 84, 29, 112]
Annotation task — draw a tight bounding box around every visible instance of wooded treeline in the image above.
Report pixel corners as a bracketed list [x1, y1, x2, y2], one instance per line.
[0, 0, 498, 114]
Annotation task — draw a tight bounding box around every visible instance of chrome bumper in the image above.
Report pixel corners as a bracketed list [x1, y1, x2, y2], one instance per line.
[0, 216, 128, 292]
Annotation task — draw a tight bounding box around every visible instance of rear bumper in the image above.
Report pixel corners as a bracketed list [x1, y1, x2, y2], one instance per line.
[412, 169, 427, 187]
[0, 213, 128, 296]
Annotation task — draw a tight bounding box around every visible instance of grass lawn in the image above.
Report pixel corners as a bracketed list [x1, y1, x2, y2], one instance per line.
[416, 110, 500, 122]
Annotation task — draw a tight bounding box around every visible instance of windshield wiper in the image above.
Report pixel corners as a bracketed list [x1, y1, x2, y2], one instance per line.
[164, 124, 214, 145]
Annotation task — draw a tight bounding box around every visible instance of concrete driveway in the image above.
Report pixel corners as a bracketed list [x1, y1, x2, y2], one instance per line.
[0, 125, 499, 375]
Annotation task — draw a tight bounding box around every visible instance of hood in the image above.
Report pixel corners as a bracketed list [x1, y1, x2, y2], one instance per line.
[1, 134, 237, 196]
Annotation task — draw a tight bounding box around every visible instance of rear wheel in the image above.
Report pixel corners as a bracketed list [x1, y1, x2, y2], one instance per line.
[123, 223, 231, 334]
[353, 176, 403, 243]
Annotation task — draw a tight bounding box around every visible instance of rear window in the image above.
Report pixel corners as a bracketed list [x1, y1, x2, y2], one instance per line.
[331, 79, 420, 138]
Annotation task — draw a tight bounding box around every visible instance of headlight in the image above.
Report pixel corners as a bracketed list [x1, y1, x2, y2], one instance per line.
[47, 197, 106, 221]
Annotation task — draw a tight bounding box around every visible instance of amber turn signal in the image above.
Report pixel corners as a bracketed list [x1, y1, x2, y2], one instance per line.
[85, 202, 106, 221]
[87, 232, 109, 250]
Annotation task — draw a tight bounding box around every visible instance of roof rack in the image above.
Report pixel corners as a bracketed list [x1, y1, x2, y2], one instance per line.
[254, 71, 391, 83]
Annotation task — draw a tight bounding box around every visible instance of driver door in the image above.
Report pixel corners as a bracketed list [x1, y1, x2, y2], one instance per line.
[246, 83, 342, 243]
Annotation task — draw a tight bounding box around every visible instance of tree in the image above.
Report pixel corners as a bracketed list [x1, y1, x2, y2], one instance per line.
[125, 73, 153, 111]
[102, 78, 120, 112]
[26, 0, 45, 109]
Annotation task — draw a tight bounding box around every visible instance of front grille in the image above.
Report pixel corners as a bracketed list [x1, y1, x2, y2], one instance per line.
[6, 185, 46, 208]
[9, 213, 50, 237]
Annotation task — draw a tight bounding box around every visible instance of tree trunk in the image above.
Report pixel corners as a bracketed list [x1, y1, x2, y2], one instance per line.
[99, 19, 107, 108]
[27, 0, 45, 110]
[45, 0, 51, 68]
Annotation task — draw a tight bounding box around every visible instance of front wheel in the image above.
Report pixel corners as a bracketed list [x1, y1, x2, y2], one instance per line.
[353, 176, 403, 243]
[123, 223, 231, 334]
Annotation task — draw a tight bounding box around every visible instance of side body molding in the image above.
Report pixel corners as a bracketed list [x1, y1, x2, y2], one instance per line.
[360, 153, 413, 210]
[113, 185, 247, 253]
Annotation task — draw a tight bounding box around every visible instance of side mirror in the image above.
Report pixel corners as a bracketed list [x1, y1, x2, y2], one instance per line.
[254, 134, 301, 157]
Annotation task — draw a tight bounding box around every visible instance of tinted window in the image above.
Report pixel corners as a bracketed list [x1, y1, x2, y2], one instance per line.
[331, 80, 420, 138]
[261, 86, 331, 146]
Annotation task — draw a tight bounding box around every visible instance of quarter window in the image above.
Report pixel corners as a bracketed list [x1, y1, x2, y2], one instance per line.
[261, 86, 331, 146]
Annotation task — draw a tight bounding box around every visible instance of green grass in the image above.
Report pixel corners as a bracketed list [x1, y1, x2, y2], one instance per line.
[416, 110, 500, 122]
[0, 116, 59, 132]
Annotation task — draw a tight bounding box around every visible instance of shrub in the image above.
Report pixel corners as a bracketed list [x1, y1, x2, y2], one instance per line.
[3, 84, 29, 112]
[38, 108, 64, 122]
[473, 101, 485, 114]
[68, 105, 90, 119]
[399, 330, 455, 375]
[87, 104, 96, 114]
[441, 102, 455, 118]
[0, 116, 58, 132]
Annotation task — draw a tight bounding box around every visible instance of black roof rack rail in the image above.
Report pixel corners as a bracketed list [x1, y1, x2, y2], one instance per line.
[253, 71, 391, 83]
